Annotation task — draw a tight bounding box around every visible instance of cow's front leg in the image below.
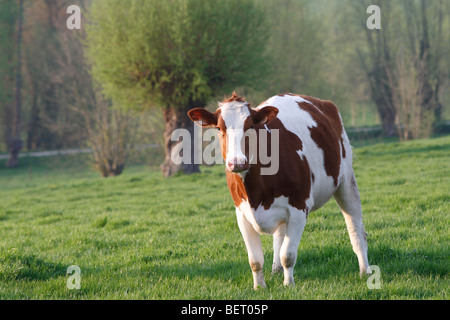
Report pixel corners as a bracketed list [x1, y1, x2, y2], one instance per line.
[235, 208, 266, 290]
[280, 208, 307, 286]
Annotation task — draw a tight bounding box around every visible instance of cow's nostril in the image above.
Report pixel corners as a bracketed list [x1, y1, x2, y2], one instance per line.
[226, 157, 249, 172]
[226, 162, 235, 171]
[227, 161, 248, 173]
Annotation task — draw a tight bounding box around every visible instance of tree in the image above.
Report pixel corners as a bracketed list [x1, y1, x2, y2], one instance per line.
[9, 0, 24, 167]
[82, 92, 138, 178]
[352, 0, 398, 137]
[0, 0, 17, 156]
[23, 0, 89, 151]
[351, 0, 449, 138]
[0, 0, 23, 167]
[398, 0, 448, 138]
[85, 0, 269, 177]
[44, 1, 139, 178]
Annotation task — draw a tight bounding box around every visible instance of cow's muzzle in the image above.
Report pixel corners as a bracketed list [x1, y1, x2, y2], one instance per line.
[226, 158, 249, 173]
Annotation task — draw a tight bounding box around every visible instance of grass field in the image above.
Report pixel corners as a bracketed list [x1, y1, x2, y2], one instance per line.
[0, 135, 449, 300]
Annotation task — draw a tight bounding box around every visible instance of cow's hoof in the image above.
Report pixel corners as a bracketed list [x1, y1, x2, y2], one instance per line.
[254, 282, 267, 290]
[283, 277, 295, 287]
[359, 266, 372, 278]
[271, 264, 283, 275]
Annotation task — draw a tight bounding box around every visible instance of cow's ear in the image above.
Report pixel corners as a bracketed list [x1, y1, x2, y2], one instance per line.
[253, 106, 279, 125]
[188, 108, 218, 127]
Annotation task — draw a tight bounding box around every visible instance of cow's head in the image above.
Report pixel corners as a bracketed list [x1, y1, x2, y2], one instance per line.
[188, 92, 278, 173]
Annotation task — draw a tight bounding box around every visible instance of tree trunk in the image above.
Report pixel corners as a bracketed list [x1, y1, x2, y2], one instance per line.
[7, 0, 23, 168]
[161, 105, 201, 177]
[27, 81, 40, 150]
[370, 81, 398, 137]
[379, 106, 397, 137]
[6, 137, 22, 167]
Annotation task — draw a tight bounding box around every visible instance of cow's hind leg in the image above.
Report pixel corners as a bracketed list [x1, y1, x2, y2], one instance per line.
[272, 223, 286, 274]
[235, 208, 266, 290]
[334, 172, 370, 276]
[280, 207, 307, 286]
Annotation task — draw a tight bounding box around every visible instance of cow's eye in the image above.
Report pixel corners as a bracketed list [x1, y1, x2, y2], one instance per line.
[216, 127, 221, 131]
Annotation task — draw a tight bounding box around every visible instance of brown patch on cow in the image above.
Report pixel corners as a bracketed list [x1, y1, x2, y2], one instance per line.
[244, 109, 256, 131]
[250, 261, 262, 272]
[252, 106, 279, 125]
[188, 108, 220, 127]
[226, 171, 248, 205]
[227, 118, 311, 211]
[221, 91, 248, 105]
[277, 92, 297, 97]
[216, 111, 226, 131]
[297, 96, 345, 186]
[213, 110, 227, 158]
[281, 253, 296, 268]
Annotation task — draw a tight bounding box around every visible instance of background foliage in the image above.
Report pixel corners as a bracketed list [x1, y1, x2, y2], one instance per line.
[1, 0, 449, 159]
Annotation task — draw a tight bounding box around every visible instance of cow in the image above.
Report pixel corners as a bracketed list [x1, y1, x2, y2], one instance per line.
[188, 92, 370, 289]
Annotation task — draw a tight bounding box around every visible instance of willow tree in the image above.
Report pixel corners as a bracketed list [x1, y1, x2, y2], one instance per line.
[351, 0, 448, 138]
[85, 0, 269, 176]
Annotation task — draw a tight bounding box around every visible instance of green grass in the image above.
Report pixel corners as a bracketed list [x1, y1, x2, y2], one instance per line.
[0, 136, 449, 299]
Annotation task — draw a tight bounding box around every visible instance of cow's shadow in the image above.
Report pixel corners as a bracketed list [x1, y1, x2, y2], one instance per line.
[295, 244, 448, 280]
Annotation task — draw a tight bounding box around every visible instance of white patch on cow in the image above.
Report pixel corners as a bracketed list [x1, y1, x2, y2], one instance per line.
[239, 194, 313, 233]
[220, 101, 250, 165]
[239, 196, 290, 235]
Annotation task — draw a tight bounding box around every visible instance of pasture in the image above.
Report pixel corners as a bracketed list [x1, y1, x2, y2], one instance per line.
[0, 135, 449, 300]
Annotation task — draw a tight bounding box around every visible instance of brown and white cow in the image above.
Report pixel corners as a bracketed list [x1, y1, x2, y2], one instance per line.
[188, 92, 370, 289]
